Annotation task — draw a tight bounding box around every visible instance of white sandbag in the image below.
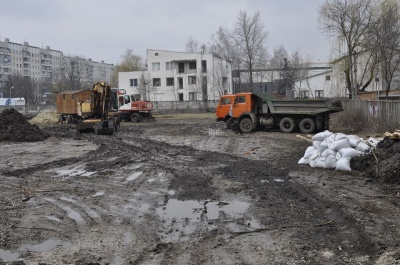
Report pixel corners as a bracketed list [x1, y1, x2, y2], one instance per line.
[318, 139, 329, 153]
[298, 157, 309, 165]
[303, 146, 316, 158]
[324, 155, 337, 169]
[334, 133, 347, 141]
[367, 137, 379, 148]
[313, 140, 322, 150]
[312, 130, 332, 141]
[309, 150, 321, 160]
[356, 141, 370, 153]
[321, 148, 337, 157]
[339, 147, 361, 158]
[335, 157, 351, 171]
[331, 138, 350, 151]
[347, 135, 361, 148]
[313, 157, 326, 168]
[309, 157, 325, 168]
[336, 152, 342, 160]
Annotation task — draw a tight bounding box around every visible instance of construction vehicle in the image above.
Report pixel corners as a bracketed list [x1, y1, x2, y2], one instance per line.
[216, 92, 343, 134]
[56, 81, 119, 135]
[110, 88, 155, 122]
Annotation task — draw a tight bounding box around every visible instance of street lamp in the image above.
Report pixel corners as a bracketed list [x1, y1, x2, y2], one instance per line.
[9, 86, 14, 98]
[375, 75, 380, 100]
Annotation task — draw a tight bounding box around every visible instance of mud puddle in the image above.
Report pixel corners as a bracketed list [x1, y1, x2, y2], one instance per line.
[0, 239, 72, 262]
[156, 198, 261, 242]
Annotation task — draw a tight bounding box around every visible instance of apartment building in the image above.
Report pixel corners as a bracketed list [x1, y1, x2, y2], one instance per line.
[0, 38, 114, 95]
[119, 49, 232, 101]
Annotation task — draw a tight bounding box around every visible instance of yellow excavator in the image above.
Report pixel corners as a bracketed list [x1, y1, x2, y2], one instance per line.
[74, 81, 119, 135]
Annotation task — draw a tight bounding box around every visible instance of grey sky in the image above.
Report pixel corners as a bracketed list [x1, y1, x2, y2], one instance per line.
[0, 0, 331, 65]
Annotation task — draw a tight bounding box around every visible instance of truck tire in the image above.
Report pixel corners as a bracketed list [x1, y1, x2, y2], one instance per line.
[66, 115, 73, 124]
[226, 117, 234, 129]
[299, 118, 316, 134]
[279, 117, 296, 133]
[130, 113, 140, 122]
[239, 117, 254, 133]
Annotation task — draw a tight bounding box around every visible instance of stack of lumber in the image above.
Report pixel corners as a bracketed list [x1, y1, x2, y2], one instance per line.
[384, 130, 400, 139]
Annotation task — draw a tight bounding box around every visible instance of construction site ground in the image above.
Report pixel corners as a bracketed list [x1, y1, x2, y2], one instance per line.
[1, 112, 400, 265]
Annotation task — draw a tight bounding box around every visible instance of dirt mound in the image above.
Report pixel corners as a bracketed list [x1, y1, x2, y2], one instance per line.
[0, 108, 50, 142]
[29, 111, 59, 125]
[351, 137, 400, 184]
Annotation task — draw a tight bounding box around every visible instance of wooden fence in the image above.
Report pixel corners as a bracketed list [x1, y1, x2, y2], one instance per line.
[340, 99, 400, 131]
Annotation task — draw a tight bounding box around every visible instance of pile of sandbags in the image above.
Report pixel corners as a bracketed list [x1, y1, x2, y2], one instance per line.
[298, 130, 377, 171]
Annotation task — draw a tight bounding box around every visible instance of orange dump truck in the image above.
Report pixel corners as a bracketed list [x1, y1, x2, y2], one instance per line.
[216, 92, 343, 133]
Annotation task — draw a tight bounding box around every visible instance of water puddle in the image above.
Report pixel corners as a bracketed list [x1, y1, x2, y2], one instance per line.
[92, 190, 105, 197]
[156, 199, 261, 242]
[126, 171, 143, 182]
[55, 166, 97, 178]
[0, 239, 72, 262]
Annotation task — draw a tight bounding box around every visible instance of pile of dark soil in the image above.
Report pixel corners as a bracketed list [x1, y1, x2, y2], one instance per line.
[0, 108, 49, 142]
[352, 137, 400, 184]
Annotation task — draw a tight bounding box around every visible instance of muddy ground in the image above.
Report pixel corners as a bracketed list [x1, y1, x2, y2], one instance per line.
[1, 112, 400, 265]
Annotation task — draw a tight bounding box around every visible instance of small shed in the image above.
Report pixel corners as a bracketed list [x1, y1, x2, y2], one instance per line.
[56, 90, 92, 114]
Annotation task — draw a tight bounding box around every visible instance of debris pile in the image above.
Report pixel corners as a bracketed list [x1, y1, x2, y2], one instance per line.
[298, 130, 376, 171]
[352, 130, 400, 184]
[0, 108, 49, 142]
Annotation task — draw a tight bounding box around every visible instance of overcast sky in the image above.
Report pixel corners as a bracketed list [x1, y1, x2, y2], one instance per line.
[0, 0, 331, 65]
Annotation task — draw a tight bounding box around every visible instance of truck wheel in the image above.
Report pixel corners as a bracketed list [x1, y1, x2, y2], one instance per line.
[226, 118, 234, 129]
[299, 118, 316, 134]
[279, 117, 295, 133]
[239, 117, 254, 133]
[130, 113, 140, 122]
[66, 115, 73, 124]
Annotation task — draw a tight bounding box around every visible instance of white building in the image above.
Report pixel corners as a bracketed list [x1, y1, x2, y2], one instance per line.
[294, 62, 337, 98]
[118, 49, 233, 101]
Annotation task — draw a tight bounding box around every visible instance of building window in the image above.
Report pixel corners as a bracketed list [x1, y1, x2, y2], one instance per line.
[178, 93, 184, 101]
[202, 60, 207, 73]
[178, 77, 183, 89]
[189, 92, 197, 101]
[188, 76, 196, 85]
[155, 53, 159, 56]
[166, 77, 174, 86]
[152, 62, 160, 71]
[178, 63, 184, 73]
[300, 91, 310, 98]
[153, 78, 161, 86]
[189, 61, 196, 70]
[325, 75, 331, 81]
[315, 90, 324, 98]
[130, 79, 138, 87]
[166, 61, 173, 70]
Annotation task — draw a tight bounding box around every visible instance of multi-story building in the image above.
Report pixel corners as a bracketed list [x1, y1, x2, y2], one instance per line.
[119, 49, 232, 101]
[0, 38, 114, 98]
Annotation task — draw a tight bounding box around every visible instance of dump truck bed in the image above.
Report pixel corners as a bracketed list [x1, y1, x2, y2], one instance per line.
[263, 98, 343, 115]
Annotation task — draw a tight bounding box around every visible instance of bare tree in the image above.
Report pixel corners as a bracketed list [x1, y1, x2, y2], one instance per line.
[319, 0, 378, 98]
[230, 11, 269, 91]
[62, 55, 89, 91]
[111, 49, 144, 87]
[137, 72, 153, 101]
[371, 0, 400, 98]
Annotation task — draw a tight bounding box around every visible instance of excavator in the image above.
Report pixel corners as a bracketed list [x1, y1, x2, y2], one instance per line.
[74, 81, 119, 135]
